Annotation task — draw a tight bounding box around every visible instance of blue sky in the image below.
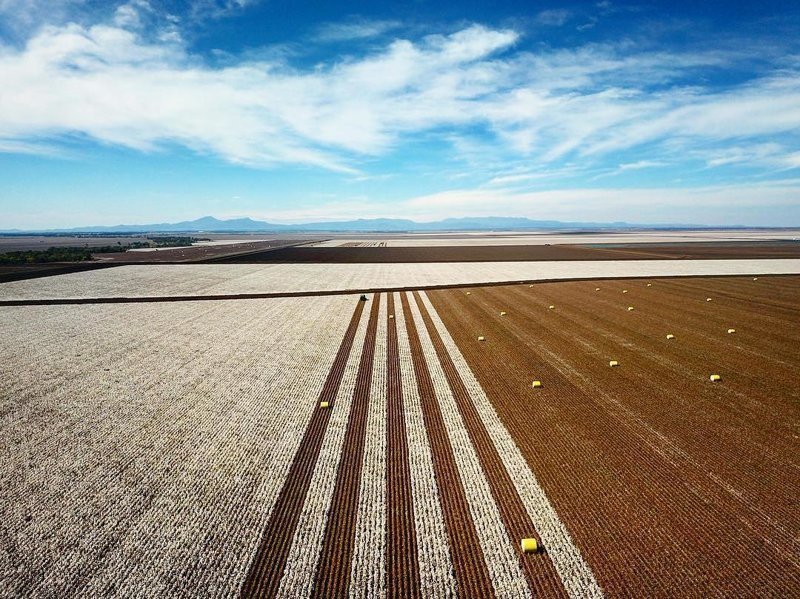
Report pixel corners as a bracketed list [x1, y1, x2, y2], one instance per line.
[1, 0, 799, 228]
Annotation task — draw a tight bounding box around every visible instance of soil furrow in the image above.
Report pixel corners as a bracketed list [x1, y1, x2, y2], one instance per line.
[311, 294, 382, 597]
[240, 298, 367, 598]
[412, 291, 567, 597]
[399, 291, 496, 598]
[385, 293, 422, 598]
[428, 278, 800, 595]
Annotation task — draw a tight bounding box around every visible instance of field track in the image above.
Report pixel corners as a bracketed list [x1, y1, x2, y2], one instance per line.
[427, 275, 800, 595]
[2, 259, 800, 302]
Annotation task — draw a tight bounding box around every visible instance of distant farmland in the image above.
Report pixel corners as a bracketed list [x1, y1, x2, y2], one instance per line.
[1, 275, 797, 595]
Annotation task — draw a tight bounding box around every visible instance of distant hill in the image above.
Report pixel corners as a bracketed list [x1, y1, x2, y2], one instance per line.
[1, 215, 716, 233]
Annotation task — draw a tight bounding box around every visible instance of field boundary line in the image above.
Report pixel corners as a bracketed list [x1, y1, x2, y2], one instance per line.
[4, 272, 800, 306]
[418, 291, 604, 599]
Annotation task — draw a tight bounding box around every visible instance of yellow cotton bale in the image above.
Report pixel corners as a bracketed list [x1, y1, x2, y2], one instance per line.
[521, 538, 538, 553]
[622, 290, 628, 293]
[477, 336, 485, 342]
[647, 283, 652, 287]
[627, 306, 634, 311]
[466, 291, 472, 295]
[753, 277, 758, 281]
[727, 328, 736, 334]
[595, 287, 600, 291]
[320, 401, 330, 409]
[609, 360, 619, 367]
[548, 305, 555, 310]
[666, 334, 675, 340]
[531, 380, 542, 388]
[389, 314, 394, 319]
[706, 298, 713, 302]
[500, 311, 507, 316]
[710, 374, 721, 382]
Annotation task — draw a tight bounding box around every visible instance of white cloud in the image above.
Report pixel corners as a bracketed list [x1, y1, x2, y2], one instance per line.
[0, 11, 798, 177]
[535, 9, 571, 27]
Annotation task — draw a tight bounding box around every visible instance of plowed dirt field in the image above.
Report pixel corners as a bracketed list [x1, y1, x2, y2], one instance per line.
[427, 275, 800, 596]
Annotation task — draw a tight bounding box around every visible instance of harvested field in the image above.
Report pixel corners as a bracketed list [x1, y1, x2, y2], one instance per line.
[209, 241, 800, 263]
[427, 275, 800, 596]
[2, 288, 602, 597]
[3, 275, 797, 596]
[3, 259, 800, 301]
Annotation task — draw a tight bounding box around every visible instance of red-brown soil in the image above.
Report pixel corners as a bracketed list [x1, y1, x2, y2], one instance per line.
[209, 241, 800, 263]
[312, 296, 381, 597]
[241, 298, 366, 598]
[385, 293, 422, 598]
[412, 291, 567, 596]
[399, 292, 496, 597]
[427, 276, 800, 596]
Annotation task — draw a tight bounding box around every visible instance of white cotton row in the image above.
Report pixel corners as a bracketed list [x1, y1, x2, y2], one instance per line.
[275, 296, 373, 598]
[349, 295, 388, 597]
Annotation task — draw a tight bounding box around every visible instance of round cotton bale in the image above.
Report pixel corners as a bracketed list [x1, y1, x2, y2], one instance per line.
[477, 336, 485, 342]
[647, 283, 652, 287]
[622, 290, 628, 293]
[548, 305, 555, 310]
[706, 298, 713, 302]
[466, 291, 472, 295]
[609, 360, 619, 367]
[595, 287, 600, 291]
[521, 538, 538, 553]
[500, 311, 507, 316]
[753, 277, 758, 281]
[320, 401, 330, 409]
[627, 306, 634, 311]
[389, 314, 394, 319]
[531, 380, 542, 388]
[727, 328, 736, 334]
[666, 334, 674, 339]
[710, 374, 721, 382]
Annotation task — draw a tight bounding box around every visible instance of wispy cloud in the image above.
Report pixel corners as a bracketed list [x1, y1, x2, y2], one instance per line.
[0, 7, 798, 179]
[314, 18, 401, 42]
[535, 9, 571, 27]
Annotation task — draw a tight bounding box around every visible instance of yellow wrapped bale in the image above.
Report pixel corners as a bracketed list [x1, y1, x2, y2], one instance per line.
[666, 334, 675, 340]
[609, 360, 619, 367]
[521, 538, 538, 553]
[531, 380, 542, 388]
[477, 336, 485, 342]
[710, 374, 721, 382]
[320, 401, 330, 409]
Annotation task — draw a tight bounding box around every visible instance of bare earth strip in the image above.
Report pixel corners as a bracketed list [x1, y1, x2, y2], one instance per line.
[406, 291, 530, 597]
[384, 293, 422, 598]
[273, 296, 372, 598]
[0, 296, 358, 597]
[417, 291, 602, 598]
[2, 259, 800, 301]
[393, 292, 456, 597]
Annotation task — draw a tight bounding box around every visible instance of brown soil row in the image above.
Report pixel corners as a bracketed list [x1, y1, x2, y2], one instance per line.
[240, 298, 366, 598]
[412, 291, 567, 596]
[427, 278, 800, 595]
[385, 293, 422, 598]
[209, 242, 800, 263]
[311, 295, 382, 597]
[96, 239, 313, 263]
[399, 292, 496, 597]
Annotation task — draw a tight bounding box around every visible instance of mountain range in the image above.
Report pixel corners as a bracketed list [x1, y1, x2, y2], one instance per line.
[1, 215, 713, 233]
